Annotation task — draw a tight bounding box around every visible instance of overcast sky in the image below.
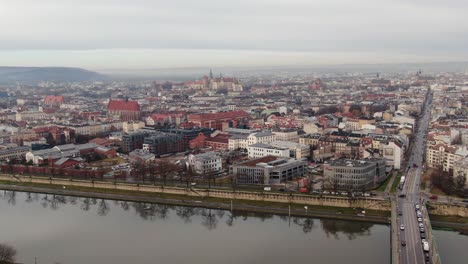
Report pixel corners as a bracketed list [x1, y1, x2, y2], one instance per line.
[1, 0, 467, 71]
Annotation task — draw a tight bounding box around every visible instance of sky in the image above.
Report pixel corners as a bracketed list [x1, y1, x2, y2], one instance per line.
[0, 0, 467, 71]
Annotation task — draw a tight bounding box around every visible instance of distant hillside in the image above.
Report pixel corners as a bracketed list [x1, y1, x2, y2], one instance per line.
[0, 67, 105, 84]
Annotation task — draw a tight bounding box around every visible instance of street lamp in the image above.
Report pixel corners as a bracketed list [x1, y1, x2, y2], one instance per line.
[304, 206, 308, 215]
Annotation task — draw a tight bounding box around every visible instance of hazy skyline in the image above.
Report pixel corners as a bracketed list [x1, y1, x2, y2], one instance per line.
[1, 0, 468, 70]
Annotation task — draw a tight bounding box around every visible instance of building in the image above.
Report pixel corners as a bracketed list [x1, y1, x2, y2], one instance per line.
[69, 122, 123, 137]
[16, 110, 48, 122]
[187, 110, 250, 131]
[188, 151, 222, 174]
[107, 99, 141, 121]
[121, 128, 158, 153]
[323, 158, 386, 191]
[453, 157, 468, 187]
[247, 143, 290, 159]
[231, 156, 307, 185]
[269, 141, 310, 159]
[25, 143, 98, 165]
[122, 121, 145, 133]
[228, 131, 276, 150]
[426, 144, 468, 172]
[299, 133, 322, 147]
[161, 128, 214, 150]
[44, 95, 64, 107]
[273, 130, 299, 142]
[205, 133, 231, 150]
[129, 149, 156, 163]
[142, 132, 185, 156]
[0, 146, 30, 161]
[380, 141, 404, 169]
[303, 122, 323, 134]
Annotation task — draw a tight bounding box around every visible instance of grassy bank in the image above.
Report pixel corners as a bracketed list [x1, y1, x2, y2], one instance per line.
[390, 172, 403, 193]
[429, 214, 468, 225]
[375, 173, 394, 192]
[0, 179, 390, 222]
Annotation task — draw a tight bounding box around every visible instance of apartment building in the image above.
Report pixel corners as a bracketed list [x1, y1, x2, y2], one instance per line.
[426, 144, 468, 172]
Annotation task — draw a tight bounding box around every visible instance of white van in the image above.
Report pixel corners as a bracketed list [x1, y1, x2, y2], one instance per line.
[423, 241, 429, 252]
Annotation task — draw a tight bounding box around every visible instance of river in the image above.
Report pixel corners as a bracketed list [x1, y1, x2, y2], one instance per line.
[0, 190, 393, 264]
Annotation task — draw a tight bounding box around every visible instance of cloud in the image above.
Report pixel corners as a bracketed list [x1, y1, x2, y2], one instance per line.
[0, 0, 467, 68]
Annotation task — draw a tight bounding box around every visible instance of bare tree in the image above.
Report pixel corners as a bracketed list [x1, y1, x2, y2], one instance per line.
[0, 243, 17, 264]
[158, 160, 177, 186]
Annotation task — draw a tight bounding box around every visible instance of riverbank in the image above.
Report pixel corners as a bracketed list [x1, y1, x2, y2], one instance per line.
[0, 180, 390, 224]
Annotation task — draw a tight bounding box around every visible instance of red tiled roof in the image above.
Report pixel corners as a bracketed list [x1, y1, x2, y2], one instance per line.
[205, 134, 231, 143]
[108, 99, 140, 112]
[44, 95, 64, 104]
[188, 110, 249, 121]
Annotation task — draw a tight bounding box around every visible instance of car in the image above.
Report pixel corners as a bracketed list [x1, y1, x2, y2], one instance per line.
[420, 227, 425, 233]
[398, 211, 403, 216]
[398, 194, 406, 198]
[400, 224, 405, 230]
[430, 195, 438, 200]
[419, 223, 424, 228]
[418, 218, 423, 222]
[401, 240, 406, 246]
[421, 239, 427, 244]
[425, 252, 430, 261]
[420, 233, 426, 239]
[415, 204, 420, 210]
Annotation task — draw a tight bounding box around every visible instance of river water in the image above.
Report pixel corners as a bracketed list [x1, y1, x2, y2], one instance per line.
[0, 189, 438, 264]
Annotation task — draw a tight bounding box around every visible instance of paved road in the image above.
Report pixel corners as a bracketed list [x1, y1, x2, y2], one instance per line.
[397, 89, 433, 264]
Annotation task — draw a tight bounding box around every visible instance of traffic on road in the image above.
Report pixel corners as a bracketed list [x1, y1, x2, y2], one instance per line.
[397, 89, 434, 264]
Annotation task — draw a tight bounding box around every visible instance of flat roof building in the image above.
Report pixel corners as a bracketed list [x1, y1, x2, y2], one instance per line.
[231, 156, 307, 185]
[323, 158, 386, 191]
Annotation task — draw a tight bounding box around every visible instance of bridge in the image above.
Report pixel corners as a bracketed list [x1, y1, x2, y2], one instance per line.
[392, 89, 441, 264]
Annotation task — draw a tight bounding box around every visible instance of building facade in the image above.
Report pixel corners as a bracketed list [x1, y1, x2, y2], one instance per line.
[188, 152, 222, 174]
[107, 99, 141, 121]
[231, 156, 307, 185]
[323, 158, 386, 191]
[142, 132, 185, 156]
[187, 110, 250, 131]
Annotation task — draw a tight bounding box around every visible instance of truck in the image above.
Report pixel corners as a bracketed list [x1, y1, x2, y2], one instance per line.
[399, 176, 406, 190]
[423, 241, 430, 252]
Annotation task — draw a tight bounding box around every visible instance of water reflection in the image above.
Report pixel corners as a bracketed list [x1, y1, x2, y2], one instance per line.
[1, 190, 376, 238]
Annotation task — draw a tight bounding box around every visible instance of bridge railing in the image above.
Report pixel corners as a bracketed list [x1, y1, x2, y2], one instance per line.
[422, 203, 441, 264]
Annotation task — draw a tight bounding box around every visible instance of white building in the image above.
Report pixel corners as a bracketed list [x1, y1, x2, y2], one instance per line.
[247, 141, 310, 159]
[303, 121, 323, 134]
[380, 141, 404, 169]
[123, 121, 145, 133]
[188, 151, 222, 174]
[247, 143, 290, 159]
[228, 131, 276, 150]
[269, 141, 310, 159]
